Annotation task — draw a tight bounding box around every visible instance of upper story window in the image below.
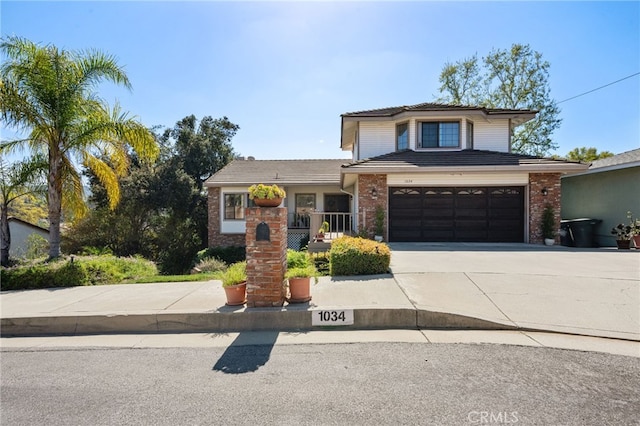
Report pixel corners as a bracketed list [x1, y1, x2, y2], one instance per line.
[224, 193, 246, 220]
[418, 121, 460, 148]
[396, 122, 408, 150]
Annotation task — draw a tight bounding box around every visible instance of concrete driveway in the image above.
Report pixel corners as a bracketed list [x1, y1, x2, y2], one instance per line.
[389, 243, 640, 341]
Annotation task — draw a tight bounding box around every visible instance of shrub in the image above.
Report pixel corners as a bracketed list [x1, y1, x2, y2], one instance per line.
[1, 259, 88, 290]
[287, 249, 311, 269]
[80, 256, 157, 285]
[329, 236, 390, 276]
[196, 246, 246, 265]
[0, 255, 158, 290]
[194, 257, 227, 273]
[53, 261, 89, 287]
[312, 252, 330, 276]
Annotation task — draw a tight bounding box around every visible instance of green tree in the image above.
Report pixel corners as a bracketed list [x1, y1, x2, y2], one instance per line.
[565, 147, 614, 163]
[0, 156, 46, 266]
[161, 115, 239, 192]
[437, 44, 562, 157]
[8, 193, 48, 226]
[0, 36, 158, 259]
[67, 115, 239, 274]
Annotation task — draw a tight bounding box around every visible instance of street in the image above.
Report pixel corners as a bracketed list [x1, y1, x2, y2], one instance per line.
[2, 339, 639, 425]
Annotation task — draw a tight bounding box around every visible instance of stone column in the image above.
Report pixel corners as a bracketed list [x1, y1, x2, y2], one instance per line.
[245, 207, 287, 307]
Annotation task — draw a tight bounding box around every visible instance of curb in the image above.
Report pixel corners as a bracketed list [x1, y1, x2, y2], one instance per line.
[1, 307, 520, 337]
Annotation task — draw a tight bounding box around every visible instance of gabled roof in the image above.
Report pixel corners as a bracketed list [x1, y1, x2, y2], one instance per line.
[8, 216, 49, 233]
[340, 102, 537, 151]
[562, 148, 640, 178]
[204, 158, 350, 187]
[590, 148, 640, 169]
[341, 102, 537, 118]
[341, 149, 587, 173]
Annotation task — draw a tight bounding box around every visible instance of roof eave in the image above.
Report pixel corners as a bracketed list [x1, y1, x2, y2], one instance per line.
[340, 164, 589, 175]
[561, 160, 640, 178]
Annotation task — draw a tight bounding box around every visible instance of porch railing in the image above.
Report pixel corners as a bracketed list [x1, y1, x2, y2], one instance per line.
[286, 212, 353, 251]
[309, 212, 353, 241]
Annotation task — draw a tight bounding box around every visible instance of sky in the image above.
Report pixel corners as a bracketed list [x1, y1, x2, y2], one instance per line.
[1, 1, 639, 161]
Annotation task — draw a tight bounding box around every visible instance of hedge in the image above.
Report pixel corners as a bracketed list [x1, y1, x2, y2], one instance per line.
[329, 236, 390, 276]
[1, 255, 158, 290]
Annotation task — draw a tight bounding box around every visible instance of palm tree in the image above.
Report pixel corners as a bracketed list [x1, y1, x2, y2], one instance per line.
[0, 156, 46, 266]
[0, 36, 158, 259]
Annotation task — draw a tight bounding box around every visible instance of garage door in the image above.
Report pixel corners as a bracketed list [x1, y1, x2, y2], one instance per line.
[389, 187, 525, 242]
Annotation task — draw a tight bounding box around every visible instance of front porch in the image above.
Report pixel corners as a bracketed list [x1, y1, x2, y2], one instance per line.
[287, 212, 354, 251]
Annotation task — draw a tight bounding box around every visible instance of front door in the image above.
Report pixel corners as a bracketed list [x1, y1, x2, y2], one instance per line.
[323, 194, 351, 233]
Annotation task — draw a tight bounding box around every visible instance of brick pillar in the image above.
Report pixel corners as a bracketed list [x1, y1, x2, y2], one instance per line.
[529, 173, 562, 244]
[357, 174, 388, 238]
[245, 207, 287, 307]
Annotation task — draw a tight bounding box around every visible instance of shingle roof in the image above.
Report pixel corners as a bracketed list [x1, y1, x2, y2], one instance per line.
[341, 102, 537, 118]
[589, 148, 640, 169]
[341, 149, 586, 172]
[204, 158, 350, 187]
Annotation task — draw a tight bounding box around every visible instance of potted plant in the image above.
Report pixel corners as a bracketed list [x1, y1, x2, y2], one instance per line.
[315, 221, 329, 242]
[611, 223, 632, 250]
[541, 204, 556, 246]
[285, 249, 317, 303]
[248, 183, 286, 207]
[285, 265, 318, 303]
[374, 205, 385, 242]
[221, 261, 247, 305]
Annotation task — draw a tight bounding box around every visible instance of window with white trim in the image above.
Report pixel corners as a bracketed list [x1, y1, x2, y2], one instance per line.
[224, 193, 246, 220]
[396, 122, 408, 150]
[418, 121, 460, 148]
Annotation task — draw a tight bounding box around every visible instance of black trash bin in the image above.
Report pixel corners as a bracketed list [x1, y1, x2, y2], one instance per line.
[559, 220, 573, 246]
[560, 218, 601, 248]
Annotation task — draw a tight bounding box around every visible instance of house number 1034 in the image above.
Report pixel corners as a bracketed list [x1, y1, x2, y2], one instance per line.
[312, 309, 354, 326]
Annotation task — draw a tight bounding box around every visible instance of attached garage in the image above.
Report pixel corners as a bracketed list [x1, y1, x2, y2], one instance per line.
[389, 186, 525, 242]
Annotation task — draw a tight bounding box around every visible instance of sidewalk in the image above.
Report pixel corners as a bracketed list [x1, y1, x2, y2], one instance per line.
[1, 244, 639, 343]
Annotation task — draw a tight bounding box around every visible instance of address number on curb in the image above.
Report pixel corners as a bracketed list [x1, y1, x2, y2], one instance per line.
[312, 309, 354, 326]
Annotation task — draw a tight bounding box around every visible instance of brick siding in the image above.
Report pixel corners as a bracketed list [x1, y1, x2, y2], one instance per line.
[357, 174, 388, 239]
[207, 187, 246, 247]
[528, 173, 562, 244]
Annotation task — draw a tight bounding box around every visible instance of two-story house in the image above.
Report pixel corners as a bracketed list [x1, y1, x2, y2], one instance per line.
[205, 102, 587, 247]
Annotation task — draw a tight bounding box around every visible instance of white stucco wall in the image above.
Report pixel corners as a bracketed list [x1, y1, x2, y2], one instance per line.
[8, 220, 49, 258]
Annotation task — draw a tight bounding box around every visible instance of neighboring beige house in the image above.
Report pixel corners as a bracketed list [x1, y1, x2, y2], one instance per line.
[561, 148, 640, 247]
[205, 102, 587, 247]
[8, 217, 49, 258]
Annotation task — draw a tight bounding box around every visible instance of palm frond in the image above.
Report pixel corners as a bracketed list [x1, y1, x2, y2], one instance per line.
[83, 152, 120, 209]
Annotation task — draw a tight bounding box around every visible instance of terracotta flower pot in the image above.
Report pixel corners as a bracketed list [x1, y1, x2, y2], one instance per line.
[224, 282, 247, 306]
[253, 197, 282, 207]
[288, 277, 312, 303]
[616, 240, 631, 250]
[632, 235, 640, 249]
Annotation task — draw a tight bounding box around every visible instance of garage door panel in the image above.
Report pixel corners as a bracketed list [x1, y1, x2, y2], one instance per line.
[393, 199, 422, 209]
[455, 209, 487, 218]
[422, 199, 454, 209]
[490, 208, 522, 218]
[390, 185, 524, 243]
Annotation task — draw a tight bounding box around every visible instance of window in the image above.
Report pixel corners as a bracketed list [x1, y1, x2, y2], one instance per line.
[294, 194, 315, 228]
[418, 121, 460, 148]
[224, 193, 245, 220]
[466, 121, 474, 149]
[396, 122, 408, 150]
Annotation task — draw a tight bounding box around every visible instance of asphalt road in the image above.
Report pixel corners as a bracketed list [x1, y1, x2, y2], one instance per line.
[2, 341, 639, 425]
